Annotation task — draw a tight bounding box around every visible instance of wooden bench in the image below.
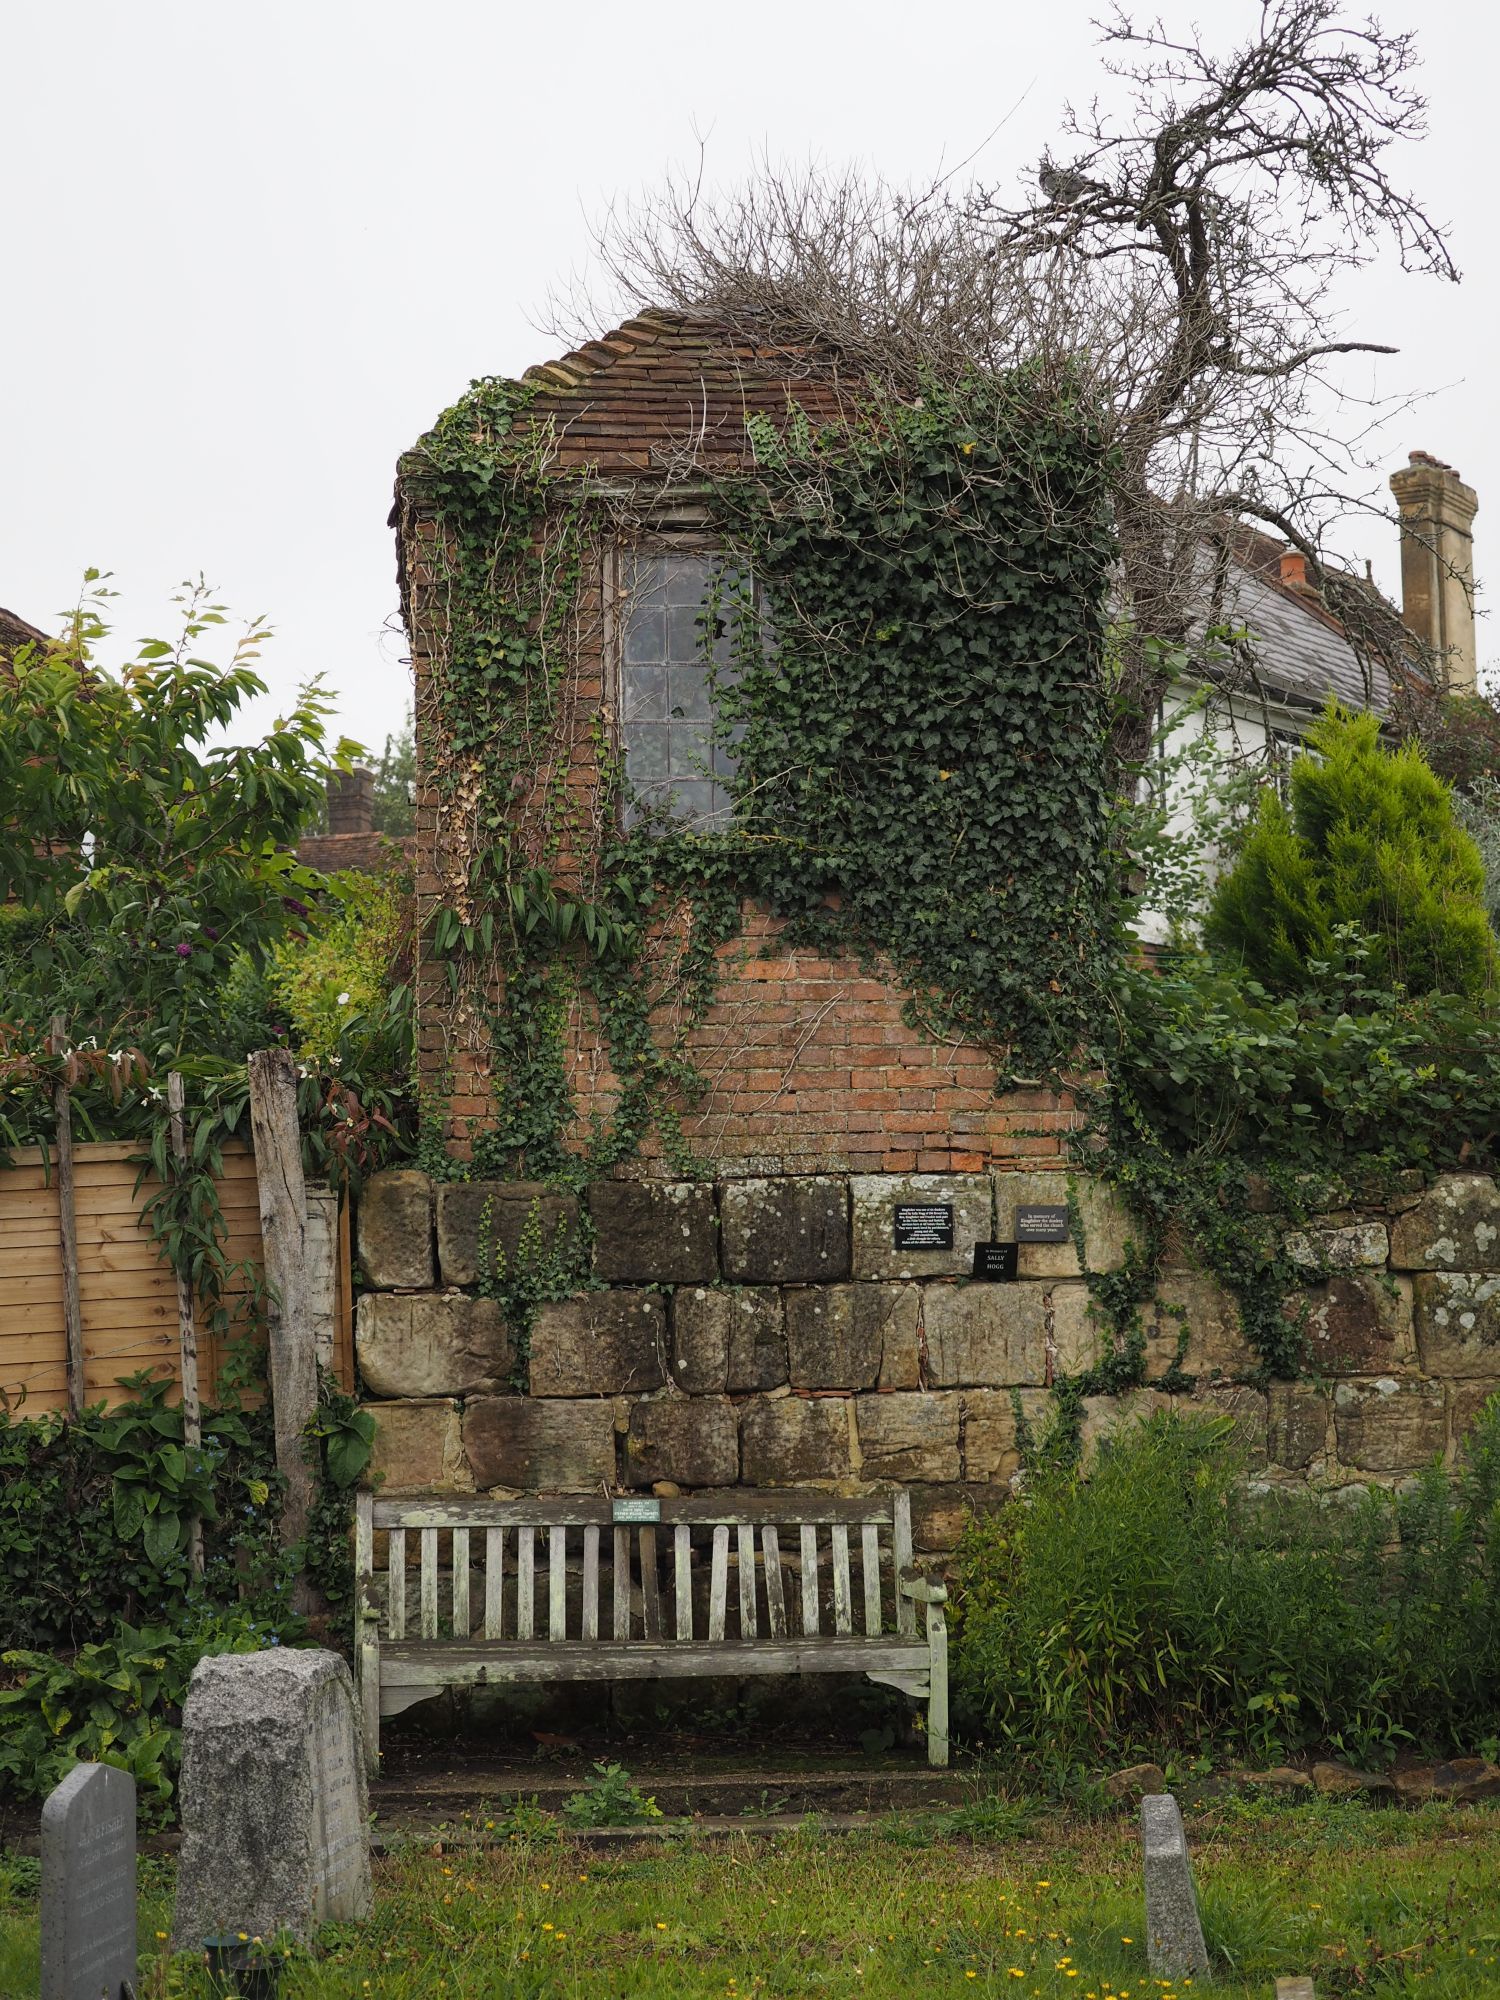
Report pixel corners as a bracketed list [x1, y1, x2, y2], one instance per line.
[353, 1490, 949, 1774]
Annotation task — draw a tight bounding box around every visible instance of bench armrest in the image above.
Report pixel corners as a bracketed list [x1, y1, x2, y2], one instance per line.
[898, 1569, 948, 1607]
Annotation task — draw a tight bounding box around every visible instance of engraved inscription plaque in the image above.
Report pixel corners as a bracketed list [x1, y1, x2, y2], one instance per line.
[893, 1203, 955, 1251]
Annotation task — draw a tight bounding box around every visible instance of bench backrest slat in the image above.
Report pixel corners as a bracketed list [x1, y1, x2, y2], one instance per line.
[366, 1496, 912, 1648]
[370, 1493, 898, 1531]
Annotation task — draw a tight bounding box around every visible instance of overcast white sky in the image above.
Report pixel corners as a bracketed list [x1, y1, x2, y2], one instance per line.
[2, 0, 1493, 758]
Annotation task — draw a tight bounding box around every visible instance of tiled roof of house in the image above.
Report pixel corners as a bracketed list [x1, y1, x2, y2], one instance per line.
[1197, 527, 1421, 718]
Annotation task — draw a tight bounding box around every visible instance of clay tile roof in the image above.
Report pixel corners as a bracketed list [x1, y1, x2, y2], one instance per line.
[0, 605, 47, 660]
[507, 309, 855, 476]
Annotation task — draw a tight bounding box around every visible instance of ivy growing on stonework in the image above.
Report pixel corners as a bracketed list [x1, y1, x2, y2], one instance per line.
[400, 368, 1122, 1178]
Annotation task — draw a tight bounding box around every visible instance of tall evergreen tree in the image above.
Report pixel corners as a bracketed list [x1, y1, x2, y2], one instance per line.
[1205, 707, 1495, 1000]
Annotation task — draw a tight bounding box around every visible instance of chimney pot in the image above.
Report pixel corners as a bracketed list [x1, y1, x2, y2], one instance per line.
[1279, 550, 1308, 591]
[327, 766, 375, 836]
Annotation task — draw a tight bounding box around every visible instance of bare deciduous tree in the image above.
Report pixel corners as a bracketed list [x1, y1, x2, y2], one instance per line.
[568, 0, 1457, 757]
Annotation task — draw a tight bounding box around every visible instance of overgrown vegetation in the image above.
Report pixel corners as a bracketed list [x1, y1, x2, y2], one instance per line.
[405, 368, 1119, 1171]
[953, 1405, 1500, 1772]
[6, 1807, 1500, 1996]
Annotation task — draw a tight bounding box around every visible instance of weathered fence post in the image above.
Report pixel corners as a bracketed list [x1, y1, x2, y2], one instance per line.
[167, 1070, 205, 1577]
[247, 1048, 318, 1607]
[49, 1015, 85, 1419]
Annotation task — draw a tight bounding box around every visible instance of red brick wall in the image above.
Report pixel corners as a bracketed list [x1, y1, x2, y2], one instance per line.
[399, 443, 1074, 1176]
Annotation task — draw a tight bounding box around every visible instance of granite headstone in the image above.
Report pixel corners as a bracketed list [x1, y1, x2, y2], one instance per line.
[40, 1761, 136, 2000]
[171, 1648, 371, 1948]
[1140, 1792, 1211, 1979]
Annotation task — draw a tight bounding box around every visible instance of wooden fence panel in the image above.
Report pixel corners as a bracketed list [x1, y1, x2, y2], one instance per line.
[0, 1140, 353, 1415]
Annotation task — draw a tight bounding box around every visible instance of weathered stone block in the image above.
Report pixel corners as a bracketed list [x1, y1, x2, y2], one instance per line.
[1283, 1220, 1389, 1272]
[1188, 1381, 1269, 1468]
[1267, 1381, 1329, 1470]
[1449, 1378, 1500, 1454]
[720, 1177, 849, 1283]
[1080, 1388, 1175, 1463]
[1146, 1270, 1255, 1379]
[528, 1291, 665, 1397]
[464, 1396, 618, 1491]
[854, 1392, 961, 1482]
[1284, 1273, 1415, 1377]
[590, 1180, 717, 1283]
[739, 1395, 852, 1484]
[356, 1292, 513, 1399]
[357, 1169, 434, 1289]
[924, 1281, 1096, 1386]
[363, 1398, 471, 1493]
[672, 1286, 787, 1393]
[173, 1650, 370, 1947]
[995, 1170, 1132, 1279]
[1333, 1378, 1447, 1473]
[436, 1181, 581, 1287]
[1141, 1794, 1210, 1980]
[850, 1173, 991, 1279]
[910, 1483, 1005, 1552]
[1389, 1175, 1500, 1271]
[1414, 1272, 1500, 1376]
[785, 1284, 919, 1390]
[623, 1394, 739, 1487]
[961, 1388, 1051, 1483]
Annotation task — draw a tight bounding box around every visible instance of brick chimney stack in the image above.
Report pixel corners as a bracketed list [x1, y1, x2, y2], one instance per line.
[1389, 451, 1480, 696]
[326, 766, 375, 835]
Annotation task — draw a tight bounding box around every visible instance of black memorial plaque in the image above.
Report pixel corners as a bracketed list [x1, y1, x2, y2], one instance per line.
[1014, 1204, 1070, 1243]
[971, 1241, 1018, 1281]
[893, 1203, 955, 1251]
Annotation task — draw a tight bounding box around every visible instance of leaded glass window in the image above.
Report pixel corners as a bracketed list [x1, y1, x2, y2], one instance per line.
[620, 553, 747, 829]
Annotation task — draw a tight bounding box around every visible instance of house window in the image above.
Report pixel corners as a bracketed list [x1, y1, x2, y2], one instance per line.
[619, 554, 746, 829]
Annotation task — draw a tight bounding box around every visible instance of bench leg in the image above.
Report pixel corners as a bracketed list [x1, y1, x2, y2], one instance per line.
[925, 1601, 949, 1768]
[358, 1618, 381, 1780]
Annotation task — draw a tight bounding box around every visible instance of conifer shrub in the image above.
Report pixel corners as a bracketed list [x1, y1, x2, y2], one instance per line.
[1204, 705, 1495, 999]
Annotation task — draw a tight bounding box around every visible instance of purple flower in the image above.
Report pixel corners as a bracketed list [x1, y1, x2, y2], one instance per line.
[204, 926, 220, 942]
[176, 943, 192, 958]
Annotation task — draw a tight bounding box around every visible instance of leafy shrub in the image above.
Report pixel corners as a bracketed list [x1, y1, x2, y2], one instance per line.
[1108, 949, 1500, 1174]
[0, 1377, 286, 1653]
[1204, 706, 1494, 1000]
[951, 1403, 1500, 1768]
[0, 1605, 287, 1817]
[268, 870, 412, 1067]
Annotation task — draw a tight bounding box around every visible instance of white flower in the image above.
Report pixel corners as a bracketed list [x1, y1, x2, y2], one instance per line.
[336, 991, 351, 1006]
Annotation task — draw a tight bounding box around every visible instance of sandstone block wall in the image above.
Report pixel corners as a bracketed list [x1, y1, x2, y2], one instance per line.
[354, 1169, 1500, 1551]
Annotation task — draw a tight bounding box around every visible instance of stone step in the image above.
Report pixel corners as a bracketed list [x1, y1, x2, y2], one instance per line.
[371, 1759, 977, 1821]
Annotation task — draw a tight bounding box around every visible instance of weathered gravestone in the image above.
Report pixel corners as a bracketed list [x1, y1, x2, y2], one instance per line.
[40, 1761, 136, 2000]
[172, 1649, 371, 1948]
[1140, 1793, 1211, 1979]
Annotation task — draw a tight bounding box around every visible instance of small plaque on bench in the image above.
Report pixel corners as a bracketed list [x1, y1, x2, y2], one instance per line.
[971, 1241, 1018, 1281]
[893, 1203, 954, 1251]
[1015, 1204, 1070, 1243]
[612, 1498, 661, 1524]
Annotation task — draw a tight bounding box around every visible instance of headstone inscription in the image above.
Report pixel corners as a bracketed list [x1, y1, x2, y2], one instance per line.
[172, 1648, 371, 1949]
[40, 1761, 136, 2000]
[893, 1203, 954, 1251]
[1140, 1793, 1211, 1979]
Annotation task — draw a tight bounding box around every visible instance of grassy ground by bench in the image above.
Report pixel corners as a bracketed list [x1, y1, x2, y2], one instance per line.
[3, 1794, 1499, 1997]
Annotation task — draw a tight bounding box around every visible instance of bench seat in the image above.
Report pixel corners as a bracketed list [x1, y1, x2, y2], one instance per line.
[355, 1490, 948, 1770]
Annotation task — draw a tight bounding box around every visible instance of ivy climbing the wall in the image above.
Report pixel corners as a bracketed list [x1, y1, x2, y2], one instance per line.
[401, 364, 1121, 1176]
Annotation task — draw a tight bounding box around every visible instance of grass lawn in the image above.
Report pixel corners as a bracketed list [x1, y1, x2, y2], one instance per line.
[3, 1793, 1500, 1997]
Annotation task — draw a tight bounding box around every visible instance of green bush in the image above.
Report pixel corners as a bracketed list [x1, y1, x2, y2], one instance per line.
[0, 1606, 282, 1816]
[1205, 705, 1495, 1000]
[951, 1403, 1500, 1769]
